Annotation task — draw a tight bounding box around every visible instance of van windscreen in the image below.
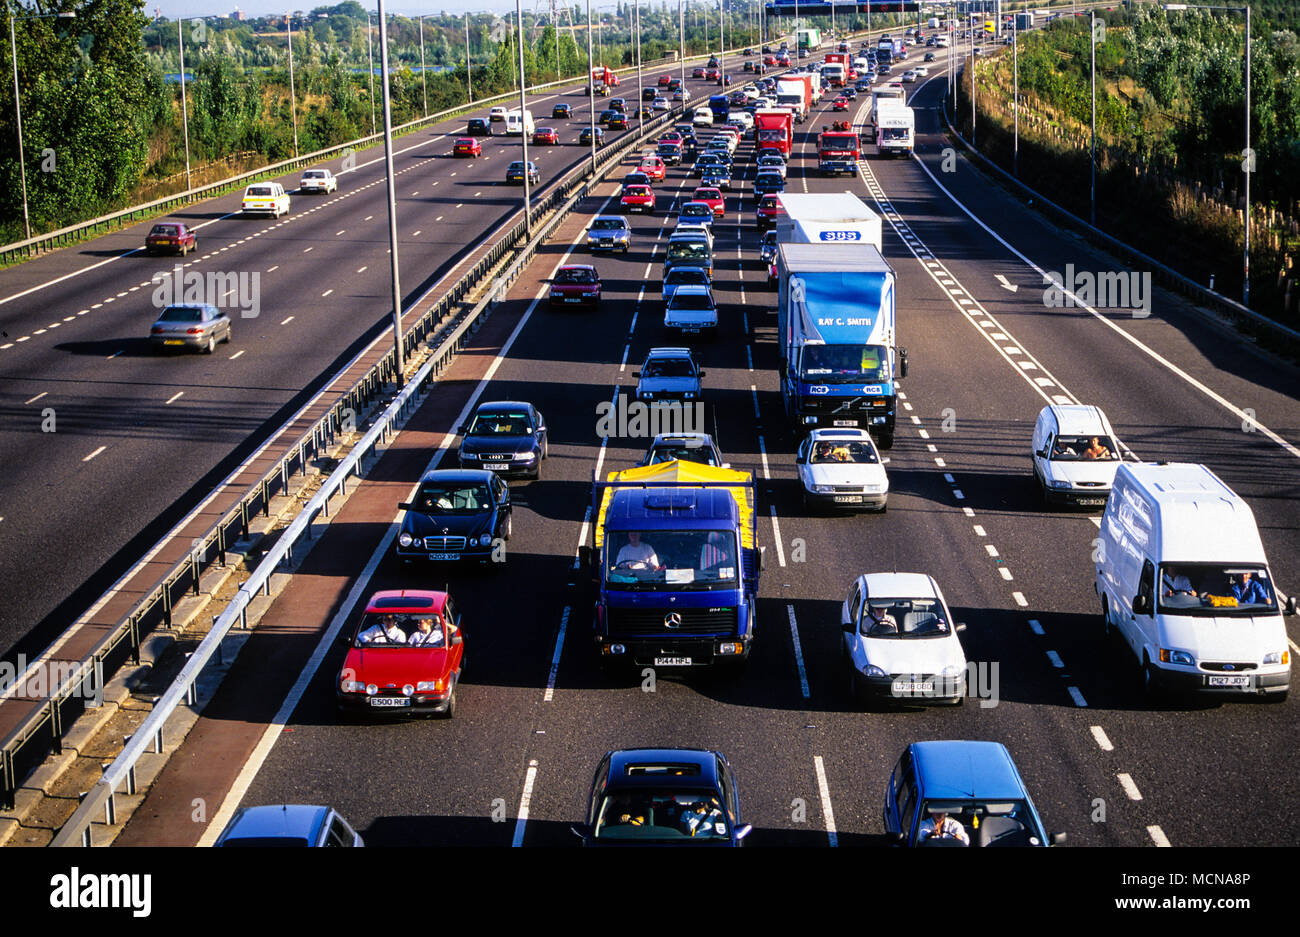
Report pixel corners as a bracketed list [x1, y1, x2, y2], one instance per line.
[1158, 564, 1278, 616]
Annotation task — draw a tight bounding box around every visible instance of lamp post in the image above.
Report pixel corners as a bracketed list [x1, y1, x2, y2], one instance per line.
[515, 0, 532, 238]
[8, 9, 75, 241]
[587, 0, 596, 173]
[634, 0, 643, 126]
[465, 12, 473, 103]
[1012, 9, 1018, 176]
[286, 12, 299, 157]
[375, 0, 405, 378]
[717, 0, 725, 91]
[1090, 9, 1096, 225]
[680, 0, 686, 91]
[1161, 3, 1251, 305]
[418, 14, 427, 116]
[178, 17, 192, 193]
[367, 12, 376, 134]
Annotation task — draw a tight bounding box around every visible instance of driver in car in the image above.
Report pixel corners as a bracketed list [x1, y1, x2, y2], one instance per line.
[359, 614, 406, 644]
[918, 808, 969, 845]
[615, 531, 660, 570]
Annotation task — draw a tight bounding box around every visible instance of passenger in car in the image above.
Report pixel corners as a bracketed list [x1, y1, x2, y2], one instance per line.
[1082, 436, 1111, 460]
[407, 617, 444, 646]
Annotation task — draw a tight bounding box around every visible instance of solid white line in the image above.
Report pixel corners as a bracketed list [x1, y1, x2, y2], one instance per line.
[769, 506, 786, 568]
[543, 607, 570, 703]
[229, 350, 245, 360]
[1012, 591, 1027, 607]
[82, 446, 106, 462]
[511, 760, 539, 847]
[1090, 725, 1114, 752]
[1148, 825, 1171, 847]
[757, 435, 771, 480]
[787, 605, 810, 699]
[24, 392, 46, 405]
[1117, 772, 1143, 801]
[1067, 686, 1088, 707]
[1028, 618, 1044, 635]
[812, 755, 838, 847]
[165, 391, 184, 405]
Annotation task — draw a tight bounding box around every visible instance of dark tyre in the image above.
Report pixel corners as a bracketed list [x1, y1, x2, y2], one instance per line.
[503, 514, 512, 541]
[1142, 654, 1162, 702]
[204, 335, 216, 354]
[440, 685, 457, 719]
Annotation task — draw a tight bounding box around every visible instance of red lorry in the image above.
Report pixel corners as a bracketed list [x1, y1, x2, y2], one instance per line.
[818, 127, 860, 175]
[591, 65, 618, 88]
[754, 109, 794, 157]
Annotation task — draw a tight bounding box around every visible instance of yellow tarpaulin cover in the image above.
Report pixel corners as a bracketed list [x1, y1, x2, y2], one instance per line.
[595, 460, 755, 549]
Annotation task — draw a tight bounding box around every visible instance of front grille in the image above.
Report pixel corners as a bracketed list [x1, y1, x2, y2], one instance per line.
[1074, 481, 1106, 488]
[423, 536, 468, 551]
[479, 453, 511, 461]
[1201, 662, 1258, 672]
[801, 397, 887, 415]
[609, 606, 739, 636]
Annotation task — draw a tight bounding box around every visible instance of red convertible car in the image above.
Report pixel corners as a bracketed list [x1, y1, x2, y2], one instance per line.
[453, 137, 482, 157]
[336, 590, 464, 718]
[692, 186, 726, 216]
[145, 222, 197, 256]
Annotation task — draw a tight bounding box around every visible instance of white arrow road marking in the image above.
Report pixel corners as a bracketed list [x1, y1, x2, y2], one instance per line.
[995, 274, 1018, 292]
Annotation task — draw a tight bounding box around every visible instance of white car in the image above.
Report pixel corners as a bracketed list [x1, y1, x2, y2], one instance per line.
[756, 154, 787, 178]
[663, 284, 717, 337]
[796, 429, 889, 512]
[730, 111, 754, 131]
[299, 168, 338, 194]
[489, 105, 509, 122]
[693, 107, 714, 127]
[913, 65, 929, 77]
[241, 182, 290, 217]
[840, 572, 968, 706]
[901, 70, 918, 83]
[673, 221, 715, 248]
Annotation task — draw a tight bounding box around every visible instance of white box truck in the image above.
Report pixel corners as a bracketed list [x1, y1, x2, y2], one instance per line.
[775, 192, 883, 249]
[1095, 462, 1295, 701]
[874, 102, 915, 157]
[866, 83, 906, 141]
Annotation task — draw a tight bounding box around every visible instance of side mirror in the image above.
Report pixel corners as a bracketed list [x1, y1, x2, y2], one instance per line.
[631, 371, 641, 378]
[734, 824, 753, 841]
[450, 631, 463, 646]
[397, 502, 414, 511]
[338, 631, 352, 646]
[458, 423, 470, 434]
[570, 824, 590, 841]
[721, 462, 731, 469]
[1050, 831, 1068, 846]
[955, 622, 967, 633]
[898, 347, 909, 378]
[881, 457, 891, 465]
[1132, 593, 1151, 616]
[1035, 449, 1048, 459]
[842, 620, 855, 633]
[698, 370, 707, 378]
[578, 545, 593, 571]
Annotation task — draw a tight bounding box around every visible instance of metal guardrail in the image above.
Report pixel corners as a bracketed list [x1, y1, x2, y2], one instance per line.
[0, 45, 758, 266]
[942, 28, 1300, 350]
[32, 106, 672, 844]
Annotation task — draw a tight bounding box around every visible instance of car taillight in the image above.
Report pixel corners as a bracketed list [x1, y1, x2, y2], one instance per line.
[186, 327, 203, 334]
[151, 326, 164, 334]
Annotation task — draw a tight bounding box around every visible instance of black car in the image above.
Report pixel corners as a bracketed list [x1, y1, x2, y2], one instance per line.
[623, 170, 652, 188]
[608, 112, 630, 130]
[753, 171, 785, 198]
[396, 470, 513, 564]
[642, 86, 658, 101]
[552, 103, 572, 118]
[579, 125, 606, 146]
[842, 86, 858, 100]
[505, 160, 540, 185]
[656, 141, 683, 165]
[609, 98, 627, 113]
[572, 749, 751, 846]
[466, 117, 491, 136]
[457, 400, 548, 480]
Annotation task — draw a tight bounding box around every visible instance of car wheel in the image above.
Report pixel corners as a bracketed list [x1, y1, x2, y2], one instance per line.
[503, 513, 512, 541]
[204, 335, 216, 354]
[1141, 653, 1162, 702]
[440, 684, 457, 719]
[224, 326, 232, 345]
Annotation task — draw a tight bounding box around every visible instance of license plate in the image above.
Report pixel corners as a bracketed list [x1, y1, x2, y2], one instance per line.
[164, 340, 184, 346]
[1208, 675, 1249, 687]
[1077, 498, 1106, 506]
[600, 240, 613, 246]
[369, 697, 411, 708]
[833, 495, 863, 503]
[565, 298, 581, 303]
[681, 327, 700, 333]
[833, 420, 856, 427]
[654, 657, 692, 667]
[893, 681, 934, 694]
[482, 463, 508, 470]
[427, 552, 461, 560]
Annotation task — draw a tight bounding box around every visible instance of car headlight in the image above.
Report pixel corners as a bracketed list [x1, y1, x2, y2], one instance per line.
[401, 684, 415, 696]
[803, 416, 818, 424]
[478, 533, 493, 546]
[1264, 650, 1288, 665]
[1159, 648, 1194, 666]
[813, 484, 836, 494]
[863, 665, 887, 678]
[340, 680, 365, 693]
[1048, 479, 1072, 490]
[940, 664, 964, 677]
[417, 679, 443, 692]
[640, 392, 654, 400]
[682, 392, 695, 399]
[514, 451, 536, 461]
[398, 533, 414, 547]
[864, 483, 887, 493]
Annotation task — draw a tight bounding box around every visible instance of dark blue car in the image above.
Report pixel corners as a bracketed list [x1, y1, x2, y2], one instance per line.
[396, 469, 513, 564]
[883, 741, 1066, 847]
[457, 400, 548, 480]
[573, 748, 751, 846]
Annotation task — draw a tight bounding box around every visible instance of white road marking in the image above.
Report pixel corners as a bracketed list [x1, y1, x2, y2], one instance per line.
[106, 349, 122, 358]
[412, 230, 422, 237]
[82, 446, 106, 462]
[303, 247, 313, 253]
[267, 265, 278, 272]
[998, 567, 1013, 580]
[1067, 686, 1088, 707]
[985, 545, 999, 557]
[229, 350, 245, 360]
[812, 755, 838, 847]
[1090, 726, 1113, 751]
[1046, 650, 1064, 668]
[1012, 592, 1027, 607]
[281, 316, 295, 324]
[165, 391, 184, 405]
[24, 392, 47, 405]
[543, 607, 569, 703]
[953, 489, 964, 500]
[1148, 825, 1171, 847]
[757, 436, 772, 480]
[769, 506, 786, 568]
[322, 289, 333, 297]
[1117, 773, 1143, 801]
[356, 266, 367, 274]
[972, 524, 985, 536]
[787, 605, 810, 699]
[511, 760, 539, 847]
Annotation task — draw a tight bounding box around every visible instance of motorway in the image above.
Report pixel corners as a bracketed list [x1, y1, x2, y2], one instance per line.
[110, 49, 1300, 848]
[0, 60, 726, 664]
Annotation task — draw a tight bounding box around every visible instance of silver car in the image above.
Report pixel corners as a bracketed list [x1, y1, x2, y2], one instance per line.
[149, 303, 232, 354]
[587, 215, 632, 253]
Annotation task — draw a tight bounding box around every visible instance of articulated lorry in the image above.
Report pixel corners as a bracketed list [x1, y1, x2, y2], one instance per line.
[754, 109, 794, 156]
[585, 461, 762, 671]
[776, 241, 907, 447]
[796, 26, 821, 52]
[874, 102, 915, 157]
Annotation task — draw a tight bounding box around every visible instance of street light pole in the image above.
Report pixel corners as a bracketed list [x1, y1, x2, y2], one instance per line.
[515, 0, 532, 238]
[970, 13, 975, 144]
[375, 0, 405, 378]
[1243, 3, 1251, 307]
[587, 0, 596, 173]
[286, 12, 299, 158]
[465, 13, 473, 103]
[718, 0, 725, 91]
[367, 12, 376, 134]
[418, 14, 427, 116]
[8, 9, 75, 241]
[1012, 11, 1018, 176]
[1090, 9, 1096, 225]
[178, 18, 192, 193]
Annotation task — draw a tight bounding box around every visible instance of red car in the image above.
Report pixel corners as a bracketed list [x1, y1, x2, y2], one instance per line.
[756, 193, 785, 231]
[705, 68, 720, 80]
[145, 222, 197, 256]
[621, 183, 656, 214]
[533, 126, 559, 145]
[832, 97, 850, 111]
[336, 590, 465, 718]
[693, 186, 725, 216]
[637, 156, 667, 182]
[452, 137, 482, 157]
[657, 74, 672, 87]
[659, 130, 682, 144]
[550, 264, 602, 308]
[763, 55, 776, 66]
[692, 66, 706, 78]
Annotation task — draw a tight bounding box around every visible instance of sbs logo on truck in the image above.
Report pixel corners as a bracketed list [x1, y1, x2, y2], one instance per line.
[819, 231, 861, 242]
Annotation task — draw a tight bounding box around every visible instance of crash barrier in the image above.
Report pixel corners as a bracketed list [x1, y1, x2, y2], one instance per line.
[5, 99, 678, 822]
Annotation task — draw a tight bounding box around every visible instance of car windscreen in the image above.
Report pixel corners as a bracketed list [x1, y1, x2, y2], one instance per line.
[915, 800, 1037, 847]
[800, 344, 889, 383]
[412, 483, 491, 513]
[607, 530, 737, 588]
[762, 231, 777, 245]
[555, 268, 597, 285]
[1158, 564, 1279, 616]
[756, 173, 784, 186]
[666, 269, 708, 288]
[352, 612, 447, 648]
[669, 292, 714, 310]
[649, 446, 719, 466]
[508, 162, 525, 170]
[882, 127, 910, 141]
[594, 790, 729, 841]
[681, 204, 712, 217]
[859, 598, 949, 637]
[590, 219, 624, 231]
[158, 306, 204, 322]
[623, 186, 652, 197]
[1048, 435, 1117, 461]
[302, 171, 326, 178]
[468, 412, 531, 434]
[642, 357, 694, 378]
[219, 836, 312, 847]
[667, 243, 710, 262]
[810, 440, 878, 465]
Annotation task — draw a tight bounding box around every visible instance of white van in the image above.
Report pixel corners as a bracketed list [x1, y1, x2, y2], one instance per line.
[241, 182, 290, 217]
[504, 108, 535, 136]
[692, 106, 714, 127]
[1095, 462, 1294, 701]
[1031, 404, 1121, 507]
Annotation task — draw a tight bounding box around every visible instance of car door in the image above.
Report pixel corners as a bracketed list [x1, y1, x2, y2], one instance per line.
[533, 407, 547, 454]
[796, 437, 812, 492]
[493, 476, 511, 535]
[443, 597, 464, 672]
[1127, 559, 1157, 654]
[587, 754, 612, 826]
